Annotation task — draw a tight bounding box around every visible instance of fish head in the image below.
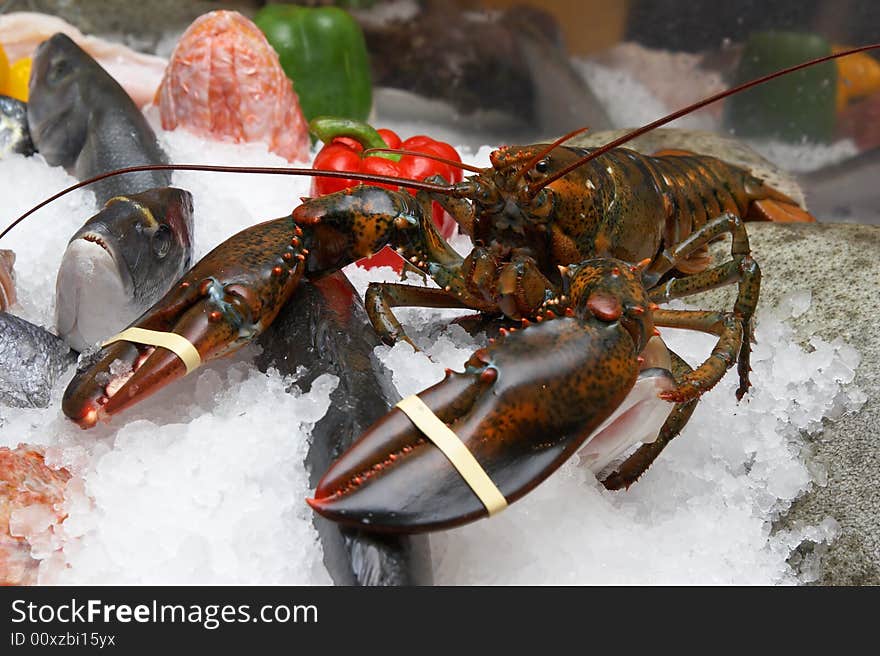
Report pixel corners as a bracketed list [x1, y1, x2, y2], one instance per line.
[55, 188, 194, 351]
[27, 33, 96, 168]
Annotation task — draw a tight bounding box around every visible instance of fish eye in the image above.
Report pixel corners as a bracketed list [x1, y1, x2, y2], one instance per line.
[151, 225, 171, 259]
[535, 159, 549, 174]
[48, 58, 70, 84]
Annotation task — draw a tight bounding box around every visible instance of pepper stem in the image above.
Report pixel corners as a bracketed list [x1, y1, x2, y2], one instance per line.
[309, 117, 401, 162]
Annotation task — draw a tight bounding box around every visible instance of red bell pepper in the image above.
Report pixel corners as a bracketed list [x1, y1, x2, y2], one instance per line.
[309, 117, 463, 270]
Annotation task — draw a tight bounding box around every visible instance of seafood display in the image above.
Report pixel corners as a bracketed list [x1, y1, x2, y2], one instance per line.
[0, 4, 876, 585]
[55, 127, 809, 520]
[0, 313, 74, 409]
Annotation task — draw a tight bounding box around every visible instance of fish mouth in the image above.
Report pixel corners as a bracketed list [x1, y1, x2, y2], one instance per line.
[77, 231, 135, 296]
[55, 234, 134, 351]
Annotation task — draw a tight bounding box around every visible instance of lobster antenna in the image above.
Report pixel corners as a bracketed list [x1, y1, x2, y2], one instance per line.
[529, 42, 880, 196]
[0, 164, 455, 241]
[510, 126, 591, 184]
[361, 148, 484, 173]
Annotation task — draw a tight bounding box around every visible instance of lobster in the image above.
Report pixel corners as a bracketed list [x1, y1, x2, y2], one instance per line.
[4, 43, 876, 533]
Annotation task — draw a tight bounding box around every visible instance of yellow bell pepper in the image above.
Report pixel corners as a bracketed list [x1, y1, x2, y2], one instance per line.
[834, 46, 880, 112]
[5, 58, 31, 102]
[0, 45, 9, 94]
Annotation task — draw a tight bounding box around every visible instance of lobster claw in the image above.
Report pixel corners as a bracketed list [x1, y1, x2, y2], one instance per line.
[63, 216, 307, 428]
[310, 268, 677, 532]
[309, 258, 676, 533]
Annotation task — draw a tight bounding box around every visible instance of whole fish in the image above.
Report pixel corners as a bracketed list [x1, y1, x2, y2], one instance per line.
[0, 95, 35, 158]
[27, 33, 170, 205]
[0, 249, 15, 312]
[256, 271, 433, 586]
[0, 312, 74, 408]
[54, 187, 194, 352]
[25, 33, 195, 351]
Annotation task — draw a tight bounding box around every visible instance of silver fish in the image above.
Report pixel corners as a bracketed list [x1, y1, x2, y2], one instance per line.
[0, 312, 74, 409]
[0, 95, 34, 158]
[27, 33, 170, 204]
[55, 187, 194, 352]
[25, 33, 194, 351]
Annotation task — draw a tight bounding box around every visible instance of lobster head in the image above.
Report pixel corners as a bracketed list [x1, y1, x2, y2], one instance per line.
[453, 144, 605, 267]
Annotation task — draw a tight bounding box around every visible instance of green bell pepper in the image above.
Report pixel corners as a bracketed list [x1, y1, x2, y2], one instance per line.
[723, 31, 837, 143]
[254, 4, 373, 124]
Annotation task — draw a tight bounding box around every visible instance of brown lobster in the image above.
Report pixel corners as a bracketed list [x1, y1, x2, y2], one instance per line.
[5, 44, 876, 533]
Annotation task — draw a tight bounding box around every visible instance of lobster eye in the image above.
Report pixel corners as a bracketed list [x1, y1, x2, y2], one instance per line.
[535, 159, 549, 174]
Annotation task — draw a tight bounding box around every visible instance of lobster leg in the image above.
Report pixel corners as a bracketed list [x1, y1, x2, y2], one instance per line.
[458, 249, 559, 318]
[365, 283, 471, 347]
[651, 308, 744, 403]
[645, 212, 760, 399]
[601, 350, 698, 490]
[643, 212, 750, 286]
[423, 174, 477, 237]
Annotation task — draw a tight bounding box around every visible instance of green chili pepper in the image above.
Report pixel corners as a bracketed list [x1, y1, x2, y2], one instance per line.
[254, 4, 373, 123]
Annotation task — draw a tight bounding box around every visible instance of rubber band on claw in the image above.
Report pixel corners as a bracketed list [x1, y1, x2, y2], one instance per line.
[102, 327, 202, 375]
[396, 395, 508, 516]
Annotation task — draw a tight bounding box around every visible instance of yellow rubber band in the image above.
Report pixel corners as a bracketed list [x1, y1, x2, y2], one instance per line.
[395, 395, 508, 516]
[102, 327, 201, 375]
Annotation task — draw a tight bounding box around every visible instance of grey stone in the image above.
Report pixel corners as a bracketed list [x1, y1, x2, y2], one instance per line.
[691, 222, 880, 585]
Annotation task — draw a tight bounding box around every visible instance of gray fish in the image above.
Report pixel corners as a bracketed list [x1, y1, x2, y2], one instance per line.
[55, 187, 194, 352]
[27, 33, 170, 204]
[800, 148, 880, 225]
[256, 272, 433, 586]
[25, 33, 194, 351]
[0, 95, 34, 158]
[0, 312, 74, 409]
